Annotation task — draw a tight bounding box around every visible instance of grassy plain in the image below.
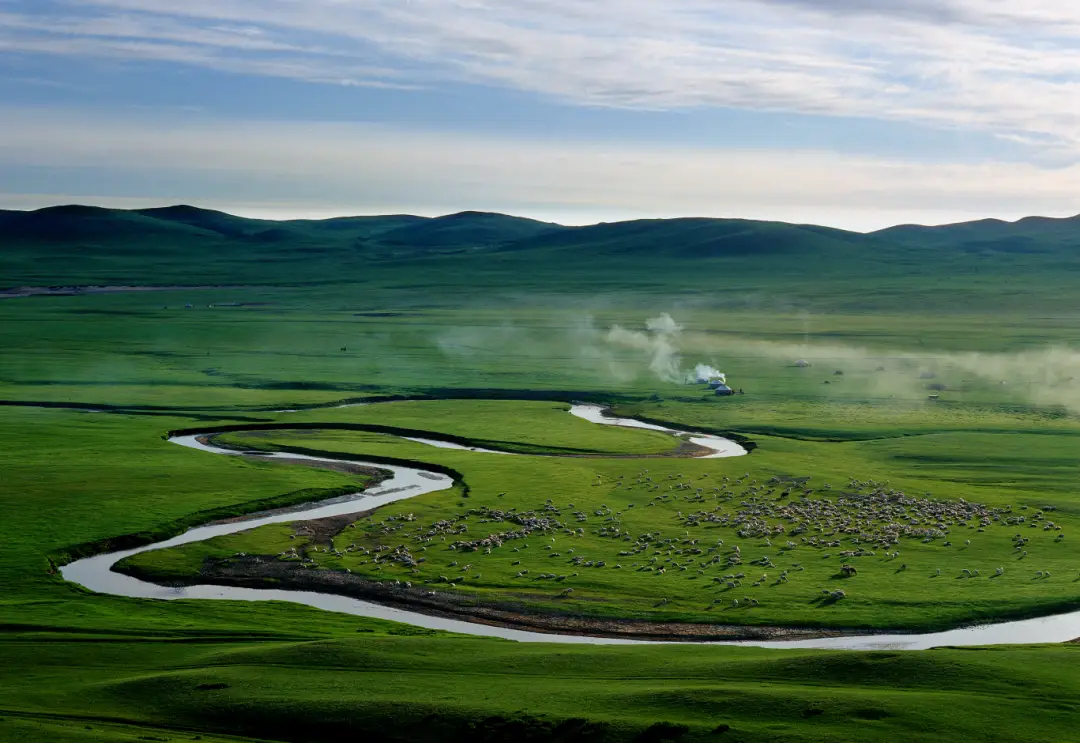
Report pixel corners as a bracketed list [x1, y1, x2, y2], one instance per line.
[119, 404, 1080, 632]
[5, 273, 1080, 741]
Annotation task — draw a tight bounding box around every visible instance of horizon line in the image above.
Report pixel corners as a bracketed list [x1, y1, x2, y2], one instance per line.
[6, 202, 1080, 235]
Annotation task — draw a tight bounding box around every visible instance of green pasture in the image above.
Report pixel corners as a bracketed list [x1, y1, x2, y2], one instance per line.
[7, 284, 1080, 413]
[5, 281, 1080, 741]
[5, 634, 1080, 743]
[120, 401, 1080, 632]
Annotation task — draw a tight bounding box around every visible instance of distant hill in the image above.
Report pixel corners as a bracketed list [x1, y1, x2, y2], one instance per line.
[494, 217, 874, 260]
[874, 214, 1080, 254]
[0, 205, 219, 245]
[134, 205, 278, 238]
[375, 211, 565, 250]
[0, 205, 562, 253]
[288, 215, 426, 237]
[4, 204, 1080, 303]
[0, 205, 574, 284]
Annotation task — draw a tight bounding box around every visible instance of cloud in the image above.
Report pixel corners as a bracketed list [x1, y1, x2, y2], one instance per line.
[3, 107, 1080, 229]
[5, 1, 1080, 158]
[0, 10, 415, 88]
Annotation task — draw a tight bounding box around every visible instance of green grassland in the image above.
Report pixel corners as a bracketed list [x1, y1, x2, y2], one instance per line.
[7, 206, 1080, 740]
[6, 635, 1080, 743]
[7, 205, 1080, 315]
[25, 400, 1080, 741]
[116, 404, 1080, 633]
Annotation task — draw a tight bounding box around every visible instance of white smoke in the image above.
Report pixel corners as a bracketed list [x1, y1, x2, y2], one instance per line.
[693, 365, 726, 384]
[645, 313, 683, 335]
[607, 313, 724, 384]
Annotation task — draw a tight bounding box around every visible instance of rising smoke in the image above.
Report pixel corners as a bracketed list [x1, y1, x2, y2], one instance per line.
[434, 310, 1080, 413]
[607, 313, 725, 384]
[605, 313, 1080, 412]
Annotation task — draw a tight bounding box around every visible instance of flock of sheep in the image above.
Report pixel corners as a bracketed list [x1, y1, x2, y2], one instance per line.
[276, 466, 1070, 613]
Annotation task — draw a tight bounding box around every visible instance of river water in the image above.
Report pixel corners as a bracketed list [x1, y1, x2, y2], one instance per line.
[60, 404, 1079, 649]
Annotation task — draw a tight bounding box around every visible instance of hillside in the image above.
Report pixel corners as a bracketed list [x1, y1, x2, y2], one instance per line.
[0, 205, 220, 245]
[0, 205, 567, 285]
[4, 205, 1080, 311]
[493, 217, 882, 265]
[376, 210, 565, 250]
[874, 214, 1080, 254]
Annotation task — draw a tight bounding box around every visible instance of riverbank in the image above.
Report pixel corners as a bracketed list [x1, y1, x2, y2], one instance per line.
[64, 406, 1080, 650]
[116, 546, 878, 642]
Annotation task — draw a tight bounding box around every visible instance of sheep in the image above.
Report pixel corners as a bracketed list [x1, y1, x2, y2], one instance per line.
[996, 567, 1004, 576]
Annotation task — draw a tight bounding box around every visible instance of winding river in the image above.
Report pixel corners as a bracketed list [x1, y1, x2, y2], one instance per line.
[61, 404, 1080, 650]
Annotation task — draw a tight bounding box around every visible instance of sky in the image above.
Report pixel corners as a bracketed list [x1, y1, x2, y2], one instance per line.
[3, 0, 1080, 231]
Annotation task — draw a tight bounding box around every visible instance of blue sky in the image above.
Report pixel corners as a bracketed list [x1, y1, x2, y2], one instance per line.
[3, 0, 1080, 230]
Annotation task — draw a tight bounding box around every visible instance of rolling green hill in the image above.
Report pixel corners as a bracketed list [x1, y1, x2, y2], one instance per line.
[0, 204, 220, 245]
[874, 214, 1080, 254]
[4, 204, 1080, 312]
[376, 210, 565, 249]
[494, 217, 873, 259]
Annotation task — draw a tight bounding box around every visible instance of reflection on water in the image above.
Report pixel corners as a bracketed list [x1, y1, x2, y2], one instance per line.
[568, 404, 748, 458]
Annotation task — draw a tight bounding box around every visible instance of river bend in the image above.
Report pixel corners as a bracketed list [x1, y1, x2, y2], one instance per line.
[61, 404, 1079, 649]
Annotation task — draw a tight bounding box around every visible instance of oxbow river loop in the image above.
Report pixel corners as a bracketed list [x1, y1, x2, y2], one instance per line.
[61, 404, 1080, 649]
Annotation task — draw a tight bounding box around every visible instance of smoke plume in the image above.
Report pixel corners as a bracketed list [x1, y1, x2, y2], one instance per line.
[607, 313, 724, 384]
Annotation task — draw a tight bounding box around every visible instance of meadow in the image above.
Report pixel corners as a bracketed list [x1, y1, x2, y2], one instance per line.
[116, 402, 1080, 634]
[5, 241, 1080, 741]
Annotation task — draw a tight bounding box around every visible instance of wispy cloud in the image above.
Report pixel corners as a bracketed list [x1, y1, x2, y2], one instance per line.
[3, 1, 1080, 158]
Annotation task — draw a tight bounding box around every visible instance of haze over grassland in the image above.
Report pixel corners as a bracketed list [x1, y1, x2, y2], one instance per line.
[7, 203, 1079, 410]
